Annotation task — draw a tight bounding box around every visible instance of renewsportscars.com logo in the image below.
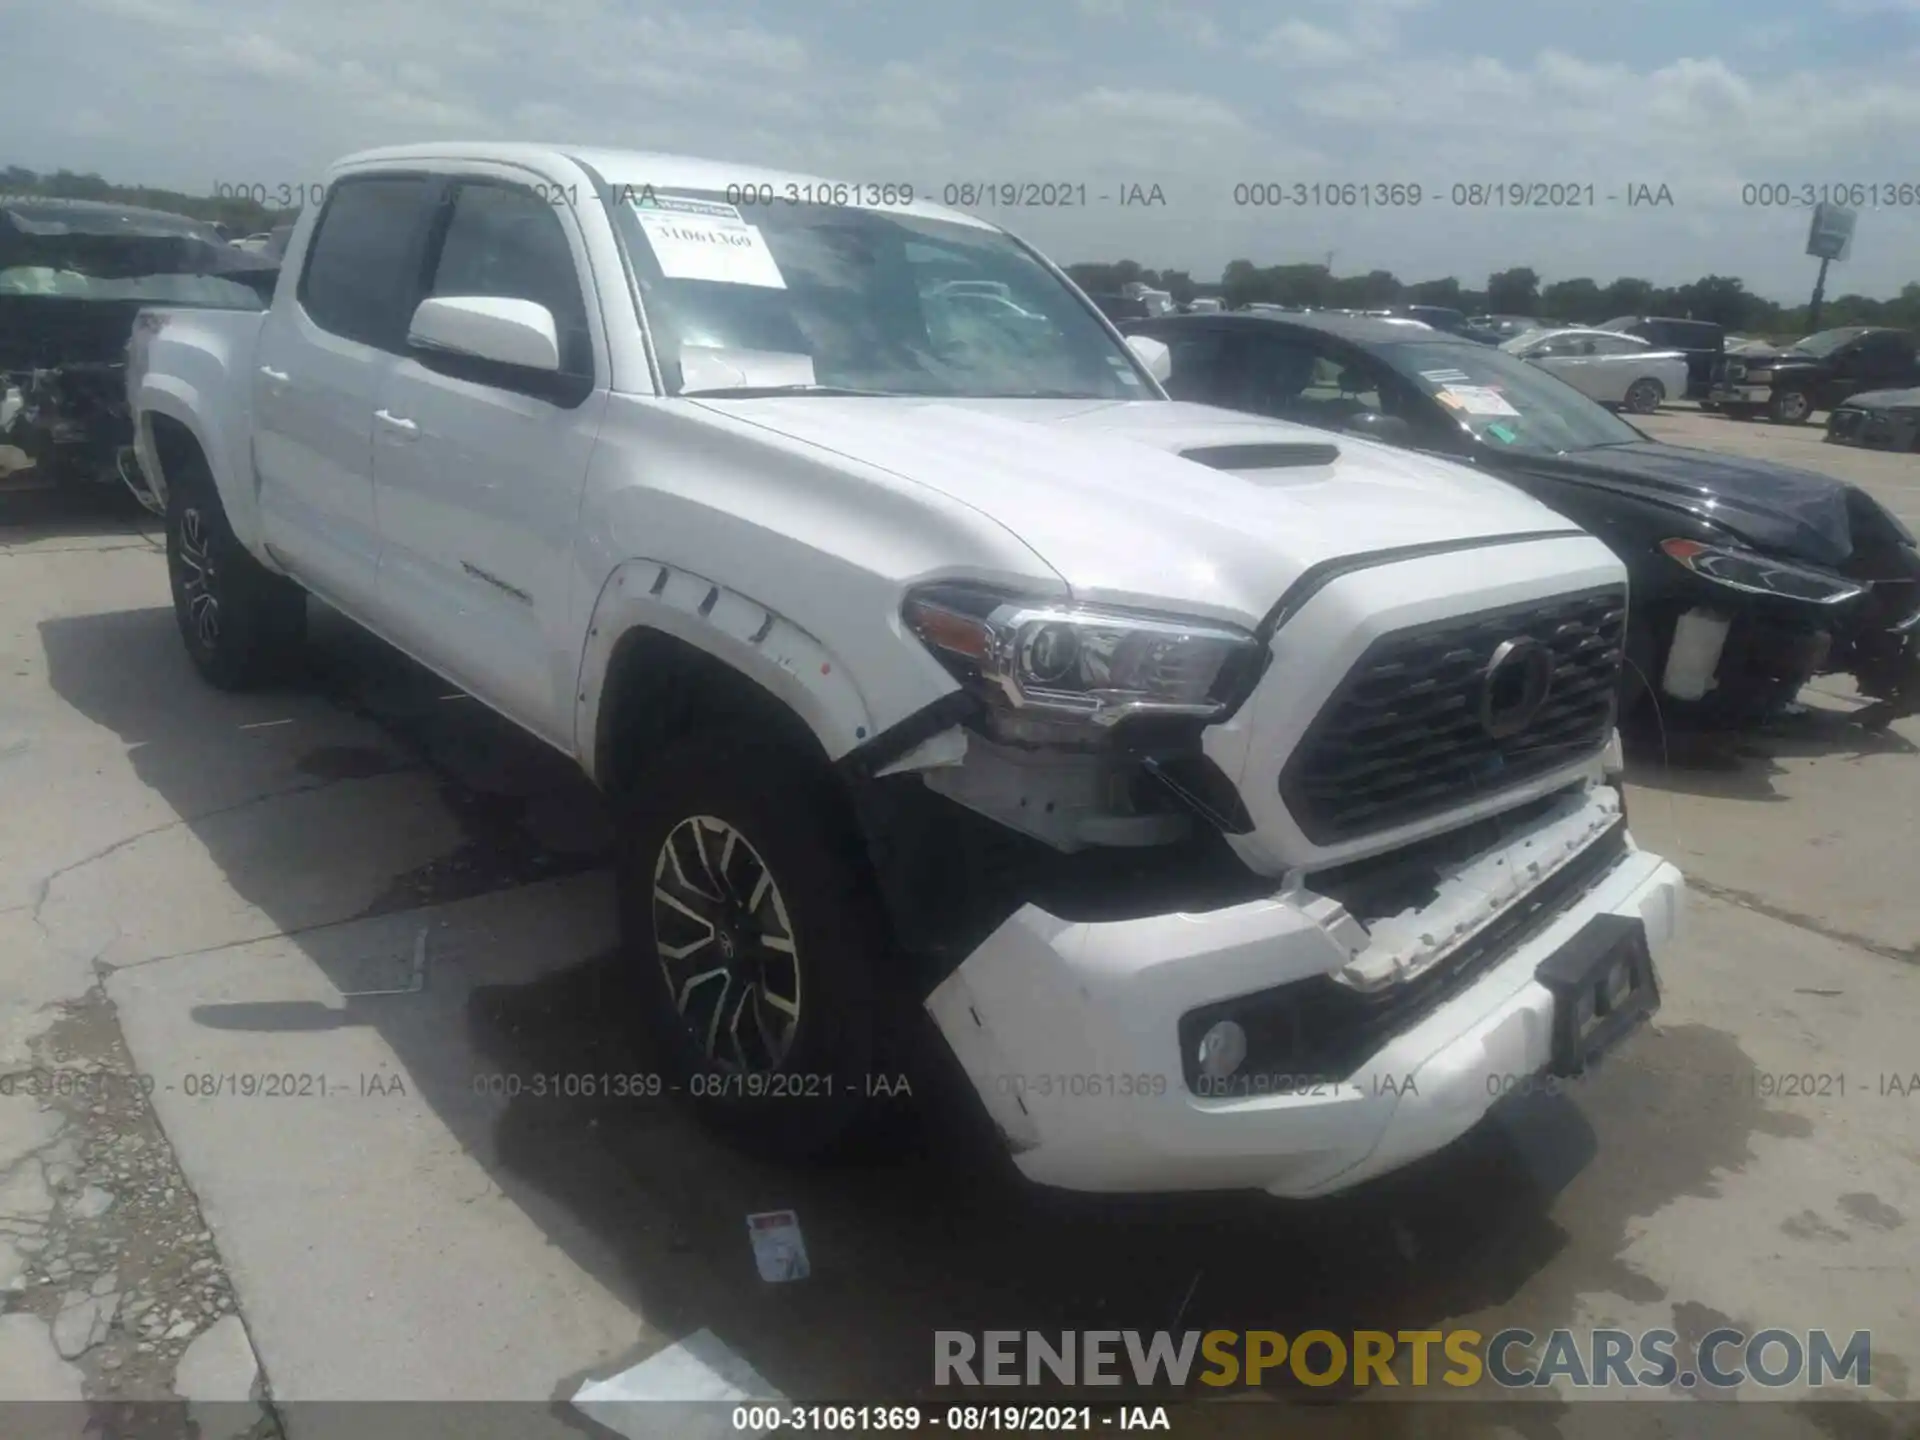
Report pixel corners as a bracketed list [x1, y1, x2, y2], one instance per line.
[935, 1328, 1874, 1391]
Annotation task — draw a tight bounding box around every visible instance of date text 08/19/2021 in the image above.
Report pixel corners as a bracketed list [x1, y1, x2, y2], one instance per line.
[729, 1406, 1172, 1433]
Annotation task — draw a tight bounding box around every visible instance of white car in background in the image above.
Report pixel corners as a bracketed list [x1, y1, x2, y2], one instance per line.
[1501, 327, 1689, 414]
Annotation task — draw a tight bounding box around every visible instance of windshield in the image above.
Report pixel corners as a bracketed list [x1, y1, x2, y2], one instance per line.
[1788, 327, 1868, 357]
[0, 266, 265, 307]
[1388, 340, 1644, 453]
[607, 191, 1148, 398]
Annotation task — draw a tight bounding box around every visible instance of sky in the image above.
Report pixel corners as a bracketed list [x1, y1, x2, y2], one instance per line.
[6, 0, 1920, 301]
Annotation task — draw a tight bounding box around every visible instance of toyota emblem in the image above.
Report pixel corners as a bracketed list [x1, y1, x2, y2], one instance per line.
[1478, 637, 1555, 739]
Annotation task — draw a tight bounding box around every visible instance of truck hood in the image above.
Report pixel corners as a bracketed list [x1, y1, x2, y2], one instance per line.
[1499, 440, 1867, 566]
[696, 396, 1585, 621]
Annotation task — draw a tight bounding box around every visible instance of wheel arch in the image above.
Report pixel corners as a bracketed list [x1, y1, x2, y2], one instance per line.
[578, 559, 893, 795]
[135, 377, 263, 547]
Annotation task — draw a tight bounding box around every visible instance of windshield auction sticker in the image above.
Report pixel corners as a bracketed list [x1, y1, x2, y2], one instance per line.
[1436, 385, 1521, 417]
[628, 193, 786, 289]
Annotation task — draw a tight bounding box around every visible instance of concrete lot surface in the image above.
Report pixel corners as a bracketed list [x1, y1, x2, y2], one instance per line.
[1, 409, 1916, 1437]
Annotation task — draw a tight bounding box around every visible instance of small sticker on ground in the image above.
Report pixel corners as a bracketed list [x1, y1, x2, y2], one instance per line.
[746, 1209, 809, 1281]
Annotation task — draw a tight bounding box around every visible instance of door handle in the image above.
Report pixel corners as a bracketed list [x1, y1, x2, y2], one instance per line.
[258, 366, 290, 385]
[374, 408, 419, 440]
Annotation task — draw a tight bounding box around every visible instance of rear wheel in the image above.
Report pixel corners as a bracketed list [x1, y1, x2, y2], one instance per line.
[1623, 378, 1665, 415]
[165, 449, 306, 689]
[613, 729, 904, 1159]
[1768, 387, 1813, 424]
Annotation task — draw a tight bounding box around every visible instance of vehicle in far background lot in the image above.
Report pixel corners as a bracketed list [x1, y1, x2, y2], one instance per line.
[126, 140, 1686, 1199]
[1087, 291, 1151, 322]
[0, 196, 276, 497]
[1595, 316, 1724, 400]
[1501, 326, 1689, 414]
[1374, 304, 1470, 335]
[1126, 309, 1920, 732]
[1827, 387, 1920, 452]
[1709, 326, 1920, 425]
[1462, 314, 1544, 346]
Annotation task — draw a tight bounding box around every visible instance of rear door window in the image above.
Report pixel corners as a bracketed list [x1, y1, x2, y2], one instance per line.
[297, 176, 432, 349]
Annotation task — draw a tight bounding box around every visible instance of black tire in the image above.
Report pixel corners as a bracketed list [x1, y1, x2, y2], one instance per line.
[1768, 388, 1813, 425]
[1623, 378, 1664, 415]
[165, 447, 306, 690]
[612, 729, 903, 1160]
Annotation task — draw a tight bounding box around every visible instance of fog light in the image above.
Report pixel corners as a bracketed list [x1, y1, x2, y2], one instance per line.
[1197, 1020, 1248, 1081]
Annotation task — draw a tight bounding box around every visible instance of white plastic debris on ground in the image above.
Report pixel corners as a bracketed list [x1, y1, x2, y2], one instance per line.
[571, 1328, 787, 1440]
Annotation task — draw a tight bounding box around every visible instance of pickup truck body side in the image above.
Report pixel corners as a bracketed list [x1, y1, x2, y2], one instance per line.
[130, 152, 1042, 767]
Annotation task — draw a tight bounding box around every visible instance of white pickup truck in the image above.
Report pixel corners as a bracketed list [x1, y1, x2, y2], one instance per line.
[127, 143, 1684, 1197]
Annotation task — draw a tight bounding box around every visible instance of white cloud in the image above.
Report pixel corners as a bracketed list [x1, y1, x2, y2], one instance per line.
[1253, 20, 1363, 67]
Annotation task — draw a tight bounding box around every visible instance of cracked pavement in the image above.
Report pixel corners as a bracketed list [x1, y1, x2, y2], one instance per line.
[2, 415, 1918, 1439]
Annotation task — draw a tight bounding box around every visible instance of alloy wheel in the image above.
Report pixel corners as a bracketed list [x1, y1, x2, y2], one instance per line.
[651, 815, 802, 1071]
[178, 507, 220, 648]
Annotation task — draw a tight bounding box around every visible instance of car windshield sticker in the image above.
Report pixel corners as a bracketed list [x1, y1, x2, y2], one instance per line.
[630, 198, 786, 288]
[1107, 354, 1143, 386]
[629, 192, 746, 222]
[1421, 368, 1472, 385]
[1437, 385, 1520, 417]
[1485, 422, 1519, 444]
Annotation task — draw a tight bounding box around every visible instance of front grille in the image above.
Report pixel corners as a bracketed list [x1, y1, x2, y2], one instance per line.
[1279, 586, 1625, 844]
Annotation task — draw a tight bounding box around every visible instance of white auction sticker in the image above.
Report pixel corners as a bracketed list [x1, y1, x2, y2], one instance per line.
[1437, 385, 1520, 417]
[632, 202, 786, 289]
[746, 1210, 810, 1281]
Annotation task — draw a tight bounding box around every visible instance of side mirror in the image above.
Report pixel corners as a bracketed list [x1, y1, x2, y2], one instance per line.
[1344, 412, 1413, 444]
[1126, 333, 1173, 384]
[409, 296, 560, 372]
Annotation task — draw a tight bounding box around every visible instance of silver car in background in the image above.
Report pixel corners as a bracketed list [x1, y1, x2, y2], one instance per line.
[1501, 326, 1690, 414]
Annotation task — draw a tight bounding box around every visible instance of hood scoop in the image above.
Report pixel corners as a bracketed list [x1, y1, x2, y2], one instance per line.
[1180, 441, 1340, 471]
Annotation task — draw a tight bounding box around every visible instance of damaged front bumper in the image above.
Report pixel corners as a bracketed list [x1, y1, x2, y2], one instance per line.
[926, 782, 1684, 1197]
[0, 361, 134, 487]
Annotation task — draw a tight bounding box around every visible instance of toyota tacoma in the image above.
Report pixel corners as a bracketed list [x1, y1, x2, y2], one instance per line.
[126, 143, 1684, 1198]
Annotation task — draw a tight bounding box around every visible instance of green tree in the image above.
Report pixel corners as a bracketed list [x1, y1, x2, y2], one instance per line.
[1486, 267, 1540, 315]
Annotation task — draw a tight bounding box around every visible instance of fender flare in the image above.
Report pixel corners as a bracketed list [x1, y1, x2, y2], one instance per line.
[573, 559, 881, 781]
[135, 377, 263, 550]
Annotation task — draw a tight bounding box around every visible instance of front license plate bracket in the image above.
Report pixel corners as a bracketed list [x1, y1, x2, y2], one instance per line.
[1534, 913, 1659, 1077]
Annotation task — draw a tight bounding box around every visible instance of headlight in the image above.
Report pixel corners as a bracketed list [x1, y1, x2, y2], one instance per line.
[903, 585, 1264, 725]
[1659, 538, 1865, 605]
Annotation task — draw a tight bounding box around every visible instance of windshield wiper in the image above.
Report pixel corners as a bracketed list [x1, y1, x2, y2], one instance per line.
[680, 383, 909, 398]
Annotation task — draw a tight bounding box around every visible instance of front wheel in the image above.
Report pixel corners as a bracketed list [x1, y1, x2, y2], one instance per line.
[165, 452, 306, 689]
[613, 730, 903, 1159]
[1768, 388, 1813, 424]
[1623, 378, 1665, 415]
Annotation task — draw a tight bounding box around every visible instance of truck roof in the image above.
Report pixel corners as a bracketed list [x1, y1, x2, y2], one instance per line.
[331, 142, 1000, 232]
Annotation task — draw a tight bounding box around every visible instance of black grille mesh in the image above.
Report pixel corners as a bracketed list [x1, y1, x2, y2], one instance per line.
[1278, 587, 1625, 844]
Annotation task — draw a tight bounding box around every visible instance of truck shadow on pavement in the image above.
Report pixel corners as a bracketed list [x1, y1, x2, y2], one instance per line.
[36, 601, 1810, 1408]
[0, 476, 160, 545]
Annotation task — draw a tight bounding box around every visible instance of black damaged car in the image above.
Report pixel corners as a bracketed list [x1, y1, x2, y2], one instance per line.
[1124, 309, 1920, 732]
[1, 196, 277, 496]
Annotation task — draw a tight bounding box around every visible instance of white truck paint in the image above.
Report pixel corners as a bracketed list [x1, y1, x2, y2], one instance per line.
[129, 142, 1684, 1196]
